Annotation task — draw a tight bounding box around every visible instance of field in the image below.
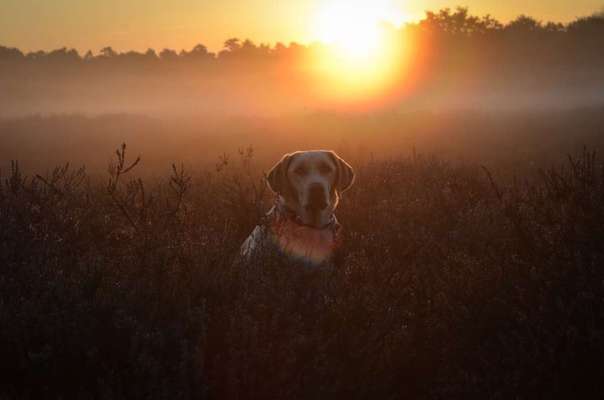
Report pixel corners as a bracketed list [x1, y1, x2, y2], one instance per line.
[2, 8, 604, 399]
[1, 111, 604, 398]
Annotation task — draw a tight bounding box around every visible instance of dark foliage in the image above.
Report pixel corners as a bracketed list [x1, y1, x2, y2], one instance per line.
[1, 145, 603, 399]
[2, 7, 604, 67]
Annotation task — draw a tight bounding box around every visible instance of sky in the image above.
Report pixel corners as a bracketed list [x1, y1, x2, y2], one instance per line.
[1, 0, 602, 53]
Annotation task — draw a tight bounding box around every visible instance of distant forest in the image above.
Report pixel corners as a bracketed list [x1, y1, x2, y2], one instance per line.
[3, 8, 604, 67]
[2, 8, 604, 116]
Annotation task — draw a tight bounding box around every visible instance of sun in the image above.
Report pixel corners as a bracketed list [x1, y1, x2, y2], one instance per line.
[310, 0, 408, 101]
[315, 2, 384, 61]
[313, 0, 404, 60]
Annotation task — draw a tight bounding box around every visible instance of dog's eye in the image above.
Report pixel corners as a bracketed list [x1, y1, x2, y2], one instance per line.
[294, 166, 307, 176]
[319, 164, 333, 174]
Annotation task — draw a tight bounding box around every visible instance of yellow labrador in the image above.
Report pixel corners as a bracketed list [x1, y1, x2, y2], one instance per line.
[241, 150, 355, 265]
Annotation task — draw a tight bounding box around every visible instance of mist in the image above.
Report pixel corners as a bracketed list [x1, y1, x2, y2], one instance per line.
[2, 9, 604, 119]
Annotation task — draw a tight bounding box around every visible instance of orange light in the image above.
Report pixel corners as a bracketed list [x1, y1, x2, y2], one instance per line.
[309, 0, 410, 105]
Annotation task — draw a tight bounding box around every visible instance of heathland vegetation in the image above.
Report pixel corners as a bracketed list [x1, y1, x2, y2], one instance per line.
[2, 7, 604, 399]
[1, 145, 604, 398]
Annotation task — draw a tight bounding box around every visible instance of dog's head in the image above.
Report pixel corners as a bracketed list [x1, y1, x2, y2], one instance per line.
[267, 150, 355, 228]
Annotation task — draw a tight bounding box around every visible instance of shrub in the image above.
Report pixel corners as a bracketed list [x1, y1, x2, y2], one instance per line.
[1, 146, 603, 399]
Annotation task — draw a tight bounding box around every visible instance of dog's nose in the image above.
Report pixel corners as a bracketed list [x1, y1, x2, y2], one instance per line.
[307, 184, 328, 211]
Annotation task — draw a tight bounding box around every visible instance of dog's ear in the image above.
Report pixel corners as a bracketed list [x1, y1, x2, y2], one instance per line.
[329, 151, 355, 193]
[267, 153, 293, 195]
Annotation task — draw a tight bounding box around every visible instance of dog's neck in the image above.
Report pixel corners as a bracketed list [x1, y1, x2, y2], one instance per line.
[263, 197, 341, 265]
[272, 196, 339, 231]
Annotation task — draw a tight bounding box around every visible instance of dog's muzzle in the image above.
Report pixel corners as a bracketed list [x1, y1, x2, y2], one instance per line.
[305, 183, 328, 212]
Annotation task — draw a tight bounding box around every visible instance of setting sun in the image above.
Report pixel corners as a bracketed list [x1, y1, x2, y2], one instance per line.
[314, 1, 389, 61]
[310, 0, 408, 102]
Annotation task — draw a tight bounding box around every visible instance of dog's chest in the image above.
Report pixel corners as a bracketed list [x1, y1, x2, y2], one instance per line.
[241, 218, 338, 266]
[269, 219, 337, 265]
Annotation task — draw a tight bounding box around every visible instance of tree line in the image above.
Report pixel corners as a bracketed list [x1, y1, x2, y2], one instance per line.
[1, 8, 603, 67]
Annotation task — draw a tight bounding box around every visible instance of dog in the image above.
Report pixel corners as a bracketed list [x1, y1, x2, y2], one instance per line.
[240, 150, 355, 266]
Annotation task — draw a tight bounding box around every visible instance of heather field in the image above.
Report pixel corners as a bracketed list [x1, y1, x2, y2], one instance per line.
[2, 6, 604, 399]
[1, 137, 604, 398]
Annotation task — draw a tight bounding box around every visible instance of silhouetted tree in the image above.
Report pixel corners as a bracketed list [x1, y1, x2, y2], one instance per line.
[223, 38, 241, 52]
[25, 50, 47, 60]
[45, 47, 80, 63]
[421, 7, 490, 36]
[219, 38, 242, 59]
[505, 15, 543, 34]
[0, 46, 24, 62]
[567, 13, 604, 36]
[144, 48, 158, 60]
[100, 46, 117, 58]
[160, 48, 178, 61]
[180, 44, 213, 60]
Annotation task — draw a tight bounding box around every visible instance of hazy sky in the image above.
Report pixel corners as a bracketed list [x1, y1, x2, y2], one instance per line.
[1, 0, 602, 53]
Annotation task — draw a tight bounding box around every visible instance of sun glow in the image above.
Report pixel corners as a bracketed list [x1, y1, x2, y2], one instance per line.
[311, 0, 408, 102]
[314, 0, 400, 60]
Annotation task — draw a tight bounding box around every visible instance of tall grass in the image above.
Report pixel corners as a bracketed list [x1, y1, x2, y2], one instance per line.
[1, 146, 603, 399]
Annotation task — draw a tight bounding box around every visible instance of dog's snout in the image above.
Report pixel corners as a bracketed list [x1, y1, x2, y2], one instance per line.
[307, 184, 328, 210]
